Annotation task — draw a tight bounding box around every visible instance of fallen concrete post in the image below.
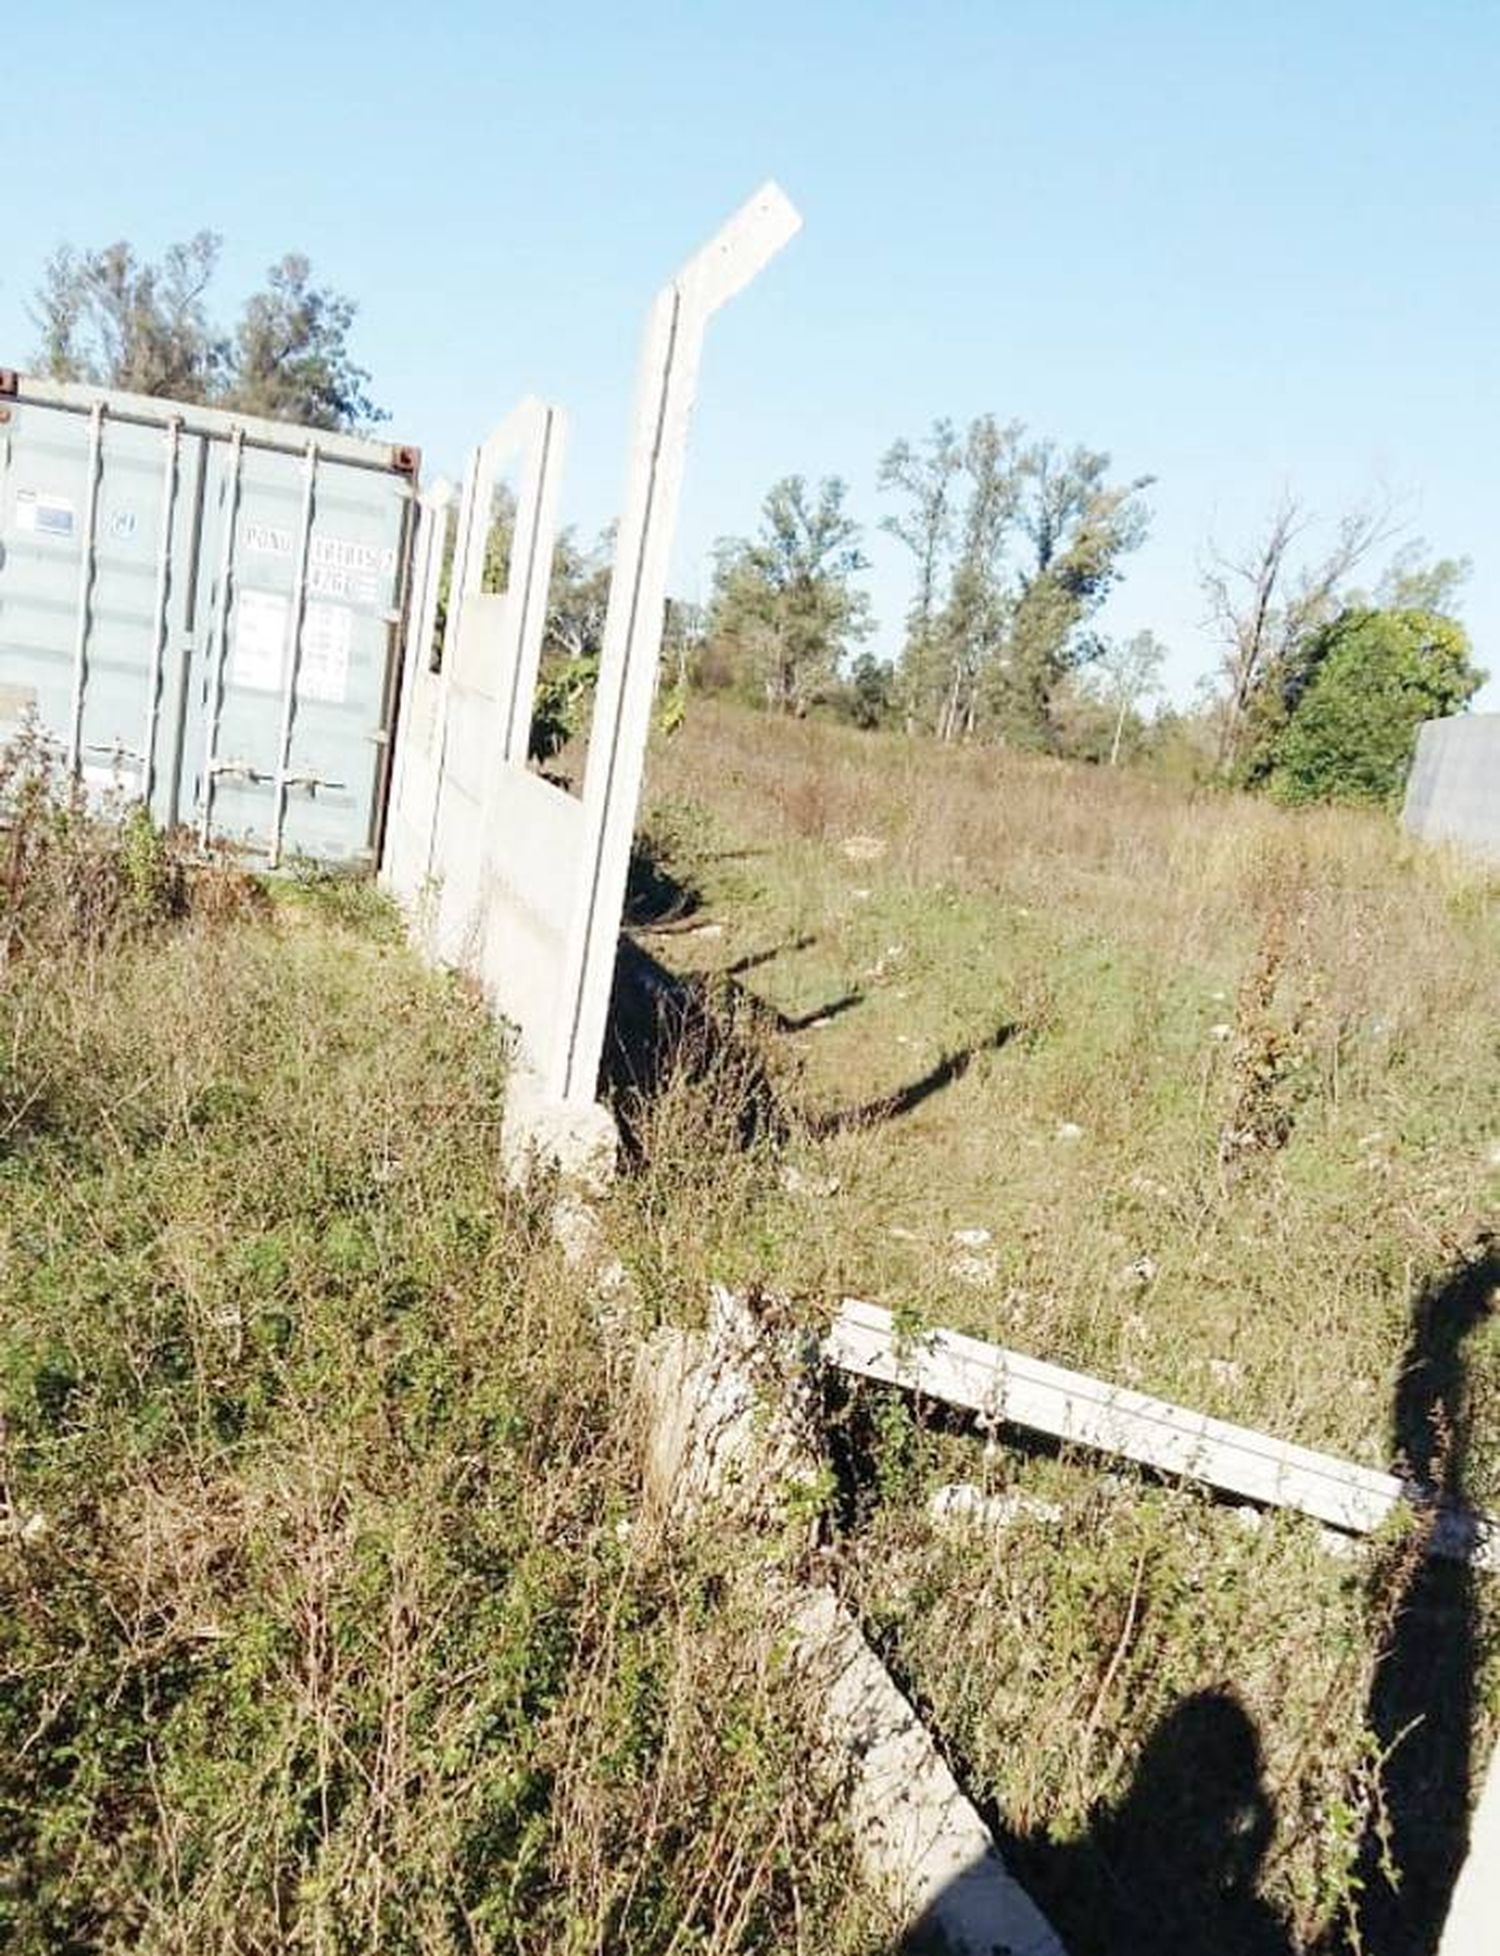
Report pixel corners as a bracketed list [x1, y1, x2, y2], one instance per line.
[634, 1286, 1066, 1954]
[827, 1299, 1498, 1570]
[1439, 1740, 1500, 1955]
[786, 1585, 1065, 1956]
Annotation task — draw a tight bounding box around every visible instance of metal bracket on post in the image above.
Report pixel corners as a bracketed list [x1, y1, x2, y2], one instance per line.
[555, 181, 802, 1105]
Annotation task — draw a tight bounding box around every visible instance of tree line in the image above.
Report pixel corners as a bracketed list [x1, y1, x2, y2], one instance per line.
[30, 231, 380, 432]
[700, 428, 1486, 805]
[28, 234, 1486, 804]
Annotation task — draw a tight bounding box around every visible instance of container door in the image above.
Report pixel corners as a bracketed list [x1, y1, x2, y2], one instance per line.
[191, 439, 410, 865]
[0, 399, 200, 822]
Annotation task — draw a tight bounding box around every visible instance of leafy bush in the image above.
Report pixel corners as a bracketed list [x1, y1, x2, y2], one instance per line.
[1267, 607, 1485, 805]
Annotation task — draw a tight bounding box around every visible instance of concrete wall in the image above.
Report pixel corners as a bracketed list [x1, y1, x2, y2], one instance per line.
[1402, 714, 1500, 863]
[383, 186, 799, 1131]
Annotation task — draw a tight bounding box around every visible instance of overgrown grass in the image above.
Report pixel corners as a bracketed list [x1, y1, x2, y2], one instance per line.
[7, 703, 1496, 1954]
[614, 699, 1500, 1956]
[0, 768, 882, 1955]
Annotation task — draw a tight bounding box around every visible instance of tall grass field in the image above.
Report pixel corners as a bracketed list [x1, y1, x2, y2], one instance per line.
[4, 704, 1497, 1955]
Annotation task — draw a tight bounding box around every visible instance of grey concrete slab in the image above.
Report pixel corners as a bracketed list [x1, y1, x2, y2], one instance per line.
[1403, 714, 1500, 863]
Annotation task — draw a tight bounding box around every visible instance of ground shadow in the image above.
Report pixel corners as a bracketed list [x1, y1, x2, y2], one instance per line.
[1349, 1233, 1497, 1956]
[724, 934, 817, 978]
[605, 935, 1015, 1158]
[775, 991, 864, 1034]
[623, 835, 702, 928]
[604, 937, 793, 1156]
[881, 1235, 1499, 1956]
[902, 1688, 1297, 1956]
[806, 1022, 1019, 1137]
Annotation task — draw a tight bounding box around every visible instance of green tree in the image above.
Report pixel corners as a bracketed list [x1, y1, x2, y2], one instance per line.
[881, 417, 1152, 745]
[30, 233, 382, 431]
[878, 418, 966, 728]
[840, 651, 897, 729]
[1086, 628, 1169, 764]
[31, 232, 226, 401]
[224, 254, 382, 430]
[1266, 607, 1485, 804]
[708, 476, 872, 714]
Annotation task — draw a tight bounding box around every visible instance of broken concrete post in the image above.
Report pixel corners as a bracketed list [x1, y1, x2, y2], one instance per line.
[786, 1586, 1065, 1956]
[636, 1284, 823, 1530]
[634, 1286, 1066, 1956]
[498, 1069, 618, 1194]
[1439, 1741, 1500, 1956]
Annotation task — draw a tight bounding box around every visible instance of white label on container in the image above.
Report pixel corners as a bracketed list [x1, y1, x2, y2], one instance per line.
[231, 589, 288, 692]
[15, 489, 76, 539]
[299, 602, 353, 704]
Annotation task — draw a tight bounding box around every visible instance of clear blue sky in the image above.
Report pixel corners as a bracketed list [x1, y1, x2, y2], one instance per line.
[5, 1, 1497, 707]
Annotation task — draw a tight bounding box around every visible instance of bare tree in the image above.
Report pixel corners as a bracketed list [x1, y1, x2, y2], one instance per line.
[1201, 494, 1394, 774]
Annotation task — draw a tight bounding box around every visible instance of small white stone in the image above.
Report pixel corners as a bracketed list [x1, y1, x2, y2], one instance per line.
[1206, 1357, 1243, 1386]
[1, 1507, 48, 1544]
[841, 833, 886, 863]
[951, 1226, 993, 1249]
[1209, 1022, 1231, 1042]
[850, 886, 872, 902]
[1485, 1141, 1500, 1171]
[949, 1251, 1000, 1286]
[929, 1483, 1064, 1530]
[1128, 1172, 1171, 1200]
[1055, 1121, 1085, 1142]
[781, 1164, 841, 1199]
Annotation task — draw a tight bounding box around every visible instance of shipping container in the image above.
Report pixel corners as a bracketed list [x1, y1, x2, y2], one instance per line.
[0, 370, 418, 865]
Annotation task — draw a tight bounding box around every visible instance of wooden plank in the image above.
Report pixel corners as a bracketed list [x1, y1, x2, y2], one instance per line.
[826, 1299, 1497, 1571]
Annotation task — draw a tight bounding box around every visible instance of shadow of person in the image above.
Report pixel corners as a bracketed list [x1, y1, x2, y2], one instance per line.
[905, 1689, 1296, 1956]
[1033, 1690, 1295, 1956]
[1352, 1234, 1498, 1956]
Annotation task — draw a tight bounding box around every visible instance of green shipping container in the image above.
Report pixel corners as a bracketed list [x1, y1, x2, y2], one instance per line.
[0, 369, 418, 865]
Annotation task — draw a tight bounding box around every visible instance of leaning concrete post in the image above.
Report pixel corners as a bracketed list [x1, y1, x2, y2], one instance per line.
[551, 183, 803, 1108]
